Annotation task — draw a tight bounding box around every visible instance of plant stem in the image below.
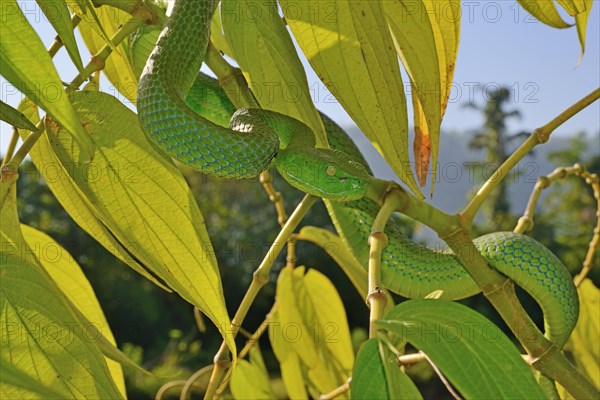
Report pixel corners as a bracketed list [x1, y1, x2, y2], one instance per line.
[461, 87, 600, 224]
[367, 190, 400, 336]
[5, 120, 45, 169]
[68, 11, 150, 90]
[382, 185, 599, 399]
[203, 195, 318, 399]
[1, 129, 20, 168]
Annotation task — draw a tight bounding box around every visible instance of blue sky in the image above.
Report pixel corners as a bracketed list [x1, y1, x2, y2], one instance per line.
[2, 1, 599, 159]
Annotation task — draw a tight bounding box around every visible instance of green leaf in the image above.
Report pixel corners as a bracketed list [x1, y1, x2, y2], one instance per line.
[221, 0, 326, 145]
[20, 224, 126, 397]
[385, 0, 442, 189]
[377, 299, 547, 399]
[351, 339, 422, 400]
[42, 89, 235, 362]
[0, 99, 38, 131]
[0, 0, 93, 160]
[298, 226, 368, 299]
[230, 348, 274, 400]
[36, 0, 85, 74]
[77, 4, 138, 102]
[0, 358, 70, 399]
[269, 310, 308, 399]
[517, 0, 572, 28]
[210, 5, 234, 58]
[16, 97, 168, 290]
[565, 278, 600, 390]
[281, 0, 422, 197]
[574, 0, 593, 61]
[274, 266, 343, 395]
[128, 26, 161, 78]
[303, 268, 355, 372]
[0, 177, 123, 400]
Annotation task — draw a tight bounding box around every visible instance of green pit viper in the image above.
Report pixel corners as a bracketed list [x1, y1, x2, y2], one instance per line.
[137, 0, 578, 354]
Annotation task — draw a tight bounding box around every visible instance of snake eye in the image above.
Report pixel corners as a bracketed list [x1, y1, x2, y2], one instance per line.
[326, 165, 337, 176]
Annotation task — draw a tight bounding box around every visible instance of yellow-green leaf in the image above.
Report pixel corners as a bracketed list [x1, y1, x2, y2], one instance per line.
[303, 268, 354, 372]
[221, 0, 326, 145]
[230, 348, 274, 400]
[566, 278, 600, 389]
[210, 5, 234, 58]
[385, 0, 442, 188]
[297, 226, 368, 299]
[36, 0, 85, 74]
[77, 5, 138, 103]
[281, 0, 422, 197]
[0, 0, 93, 160]
[574, 0, 593, 60]
[517, 0, 572, 28]
[0, 99, 38, 132]
[269, 310, 307, 399]
[17, 97, 168, 290]
[129, 26, 161, 78]
[556, 0, 584, 16]
[0, 358, 70, 399]
[20, 224, 126, 397]
[40, 90, 235, 359]
[0, 177, 123, 399]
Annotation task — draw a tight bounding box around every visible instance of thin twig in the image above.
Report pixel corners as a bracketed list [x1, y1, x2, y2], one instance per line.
[319, 380, 351, 400]
[1, 128, 20, 168]
[462, 88, 600, 225]
[422, 353, 463, 400]
[204, 195, 318, 399]
[515, 164, 600, 286]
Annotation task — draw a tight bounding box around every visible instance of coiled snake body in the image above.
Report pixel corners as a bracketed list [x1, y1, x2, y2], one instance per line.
[137, 0, 578, 350]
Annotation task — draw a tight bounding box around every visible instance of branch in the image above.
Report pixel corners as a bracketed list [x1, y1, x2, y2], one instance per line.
[462, 88, 600, 224]
[203, 195, 318, 399]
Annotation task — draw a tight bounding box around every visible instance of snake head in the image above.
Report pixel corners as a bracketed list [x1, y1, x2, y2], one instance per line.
[275, 147, 373, 202]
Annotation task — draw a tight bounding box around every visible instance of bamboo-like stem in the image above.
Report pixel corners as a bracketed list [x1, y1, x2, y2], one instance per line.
[204, 195, 318, 399]
[1, 129, 20, 168]
[5, 120, 45, 169]
[515, 164, 600, 286]
[180, 365, 214, 400]
[319, 380, 351, 400]
[366, 190, 401, 336]
[48, 15, 81, 58]
[68, 11, 151, 90]
[213, 302, 279, 397]
[375, 184, 599, 399]
[397, 352, 427, 366]
[461, 88, 600, 224]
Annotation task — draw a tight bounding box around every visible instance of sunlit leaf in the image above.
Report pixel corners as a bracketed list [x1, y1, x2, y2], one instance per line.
[17, 97, 168, 290]
[281, 0, 422, 197]
[0, 0, 93, 160]
[0, 99, 38, 132]
[377, 299, 547, 399]
[517, 0, 572, 28]
[77, 4, 138, 103]
[27, 89, 235, 359]
[269, 310, 308, 399]
[230, 347, 274, 400]
[36, 0, 85, 74]
[221, 0, 326, 145]
[210, 4, 234, 58]
[574, 0, 593, 60]
[0, 177, 123, 400]
[385, 0, 442, 188]
[20, 224, 126, 397]
[0, 358, 69, 399]
[297, 226, 368, 299]
[565, 278, 600, 389]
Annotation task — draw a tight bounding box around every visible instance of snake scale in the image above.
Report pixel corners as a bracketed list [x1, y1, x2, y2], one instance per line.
[137, 0, 578, 352]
